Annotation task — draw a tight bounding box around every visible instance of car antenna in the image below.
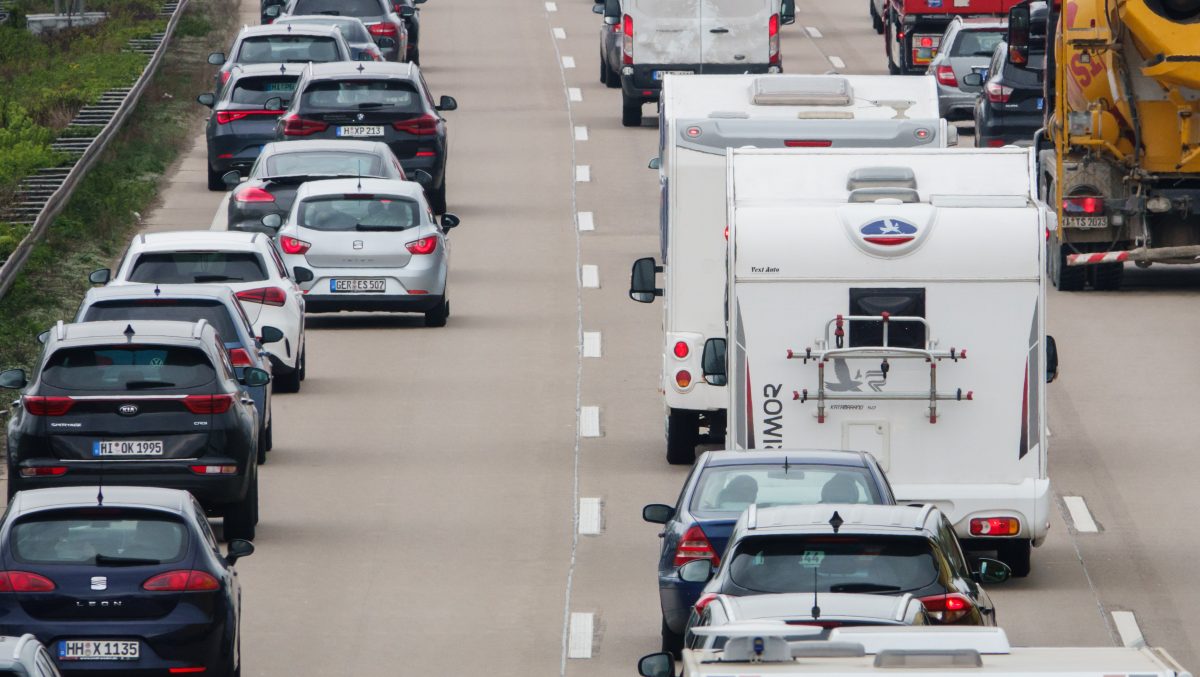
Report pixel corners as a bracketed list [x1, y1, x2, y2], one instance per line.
[124, 324, 136, 342]
[356, 62, 365, 73]
[811, 563, 820, 620]
[829, 510, 843, 534]
[154, 284, 161, 297]
[357, 158, 363, 191]
[783, 457, 790, 474]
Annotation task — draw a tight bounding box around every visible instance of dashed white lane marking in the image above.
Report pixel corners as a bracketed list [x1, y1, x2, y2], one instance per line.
[581, 264, 600, 288]
[806, 25, 823, 38]
[1064, 496, 1099, 533]
[1112, 611, 1146, 648]
[562, 56, 576, 69]
[829, 55, 845, 69]
[568, 87, 583, 102]
[577, 211, 595, 231]
[568, 612, 594, 658]
[580, 406, 601, 437]
[575, 165, 591, 183]
[545, 1, 557, 11]
[553, 27, 566, 39]
[574, 125, 589, 141]
[579, 498, 602, 535]
[583, 331, 602, 357]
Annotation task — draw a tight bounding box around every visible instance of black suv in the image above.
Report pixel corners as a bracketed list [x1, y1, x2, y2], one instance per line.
[0, 320, 267, 540]
[967, 3, 1047, 148]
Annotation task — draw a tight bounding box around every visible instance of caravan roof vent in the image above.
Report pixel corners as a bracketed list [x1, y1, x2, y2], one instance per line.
[847, 167, 917, 191]
[874, 649, 983, 669]
[709, 111, 750, 119]
[849, 187, 921, 203]
[752, 76, 853, 106]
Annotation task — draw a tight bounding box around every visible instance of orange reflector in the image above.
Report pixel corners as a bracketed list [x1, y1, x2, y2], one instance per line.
[675, 370, 692, 388]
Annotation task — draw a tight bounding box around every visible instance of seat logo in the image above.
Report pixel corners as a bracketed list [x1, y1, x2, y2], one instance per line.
[117, 404, 138, 416]
[90, 576, 107, 591]
[859, 218, 918, 246]
[353, 240, 364, 250]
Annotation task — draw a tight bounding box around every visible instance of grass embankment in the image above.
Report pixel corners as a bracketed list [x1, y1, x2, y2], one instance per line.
[0, 0, 236, 380]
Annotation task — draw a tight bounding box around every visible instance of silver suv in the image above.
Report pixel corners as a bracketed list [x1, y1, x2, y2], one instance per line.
[928, 17, 1008, 119]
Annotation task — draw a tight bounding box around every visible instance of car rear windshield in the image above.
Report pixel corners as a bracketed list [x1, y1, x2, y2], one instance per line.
[291, 0, 384, 17]
[301, 79, 421, 112]
[129, 252, 268, 284]
[82, 300, 242, 346]
[728, 535, 939, 594]
[1002, 54, 1044, 87]
[265, 151, 382, 177]
[230, 76, 298, 106]
[690, 465, 882, 517]
[41, 345, 216, 391]
[236, 35, 341, 64]
[298, 196, 419, 231]
[12, 511, 188, 565]
[284, 17, 371, 42]
[951, 29, 1005, 57]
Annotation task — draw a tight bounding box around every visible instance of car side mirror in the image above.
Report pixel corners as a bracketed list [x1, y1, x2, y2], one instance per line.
[399, 5, 415, 17]
[638, 652, 675, 677]
[293, 267, 314, 283]
[260, 326, 285, 344]
[260, 213, 283, 230]
[702, 338, 727, 386]
[592, 2, 603, 13]
[240, 367, 271, 387]
[222, 170, 242, 188]
[961, 72, 983, 87]
[436, 95, 458, 112]
[264, 96, 284, 111]
[1007, 4, 1031, 66]
[648, 157, 661, 170]
[225, 538, 255, 563]
[440, 213, 460, 231]
[678, 558, 714, 584]
[411, 169, 433, 187]
[973, 557, 1012, 584]
[1046, 335, 1059, 383]
[207, 52, 225, 65]
[196, 92, 216, 108]
[265, 4, 281, 17]
[0, 369, 28, 390]
[88, 268, 111, 285]
[781, 0, 796, 24]
[629, 257, 662, 303]
[642, 504, 675, 524]
[36, 331, 49, 345]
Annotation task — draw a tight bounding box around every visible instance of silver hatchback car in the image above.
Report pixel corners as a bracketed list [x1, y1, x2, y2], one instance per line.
[266, 177, 459, 326]
[928, 17, 1007, 120]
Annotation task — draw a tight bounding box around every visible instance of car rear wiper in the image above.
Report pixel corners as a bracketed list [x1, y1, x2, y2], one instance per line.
[125, 380, 176, 390]
[356, 102, 397, 109]
[355, 223, 408, 231]
[828, 583, 903, 593]
[193, 275, 241, 283]
[316, 9, 340, 14]
[96, 554, 162, 567]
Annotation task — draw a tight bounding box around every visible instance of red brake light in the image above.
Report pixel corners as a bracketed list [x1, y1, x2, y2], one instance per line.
[969, 517, 1021, 536]
[281, 114, 328, 137]
[19, 466, 67, 478]
[673, 341, 689, 359]
[182, 394, 234, 415]
[0, 572, 56, 593]
[622, 14, 634, 64]
[935, 65, 958, 87]
[280, 235, 311, 255]
[769, 14, 780, 64]
[228, 348, 253, 367]
[405, 236, 437, 255]
[236, 286, 288, 306]
[391, 114, 439, 136]
[1063, 196, 1104, 215]
[673, 525, 719, 567]
[143, 570, 220, 592]
[920, 36, 934, 47]
[985, 81, 1013, 103]
[233, 186, 275, 203]
[169, 668, 209, 674]
[368, 21, 398, 37]
[22, 396, 74, 416]
[784, 139, 832, 147]
[216, 110, 278, 125]
[919, 593, 973, 624]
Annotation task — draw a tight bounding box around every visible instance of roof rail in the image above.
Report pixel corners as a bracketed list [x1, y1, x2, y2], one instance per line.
[746, 503, 758, 530]
[55, 320, 66, 341]
[892, 593, 915, 621]
[192, 318, 209, 339]
[12, 633, 35, 660]
[912, 503, 937, 530]
[139, 232, 147, 244]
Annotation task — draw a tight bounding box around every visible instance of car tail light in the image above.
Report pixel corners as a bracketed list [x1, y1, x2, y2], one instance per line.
[673, 525, 719, 567]
[281, 114, 329, 137]
[215, 110, 277, 125]
[368, 21, 398, 37]
[919, 593, 973, 624]
[182, 394, 234, 415]
[935, 65, 957, 87]
[392, 114, 439, 136]
[189, 465, 238, 475]
[986, 138, 1006, 147]
[415, 150, 437, 157]
[169, 668, 208, 674]
[22, 396, 74, 416]
[19, 466, 67, 478]
[0, 572, 56, 593]
[405, 236, 437, 255]
[234, 186, 275, 203]
[280, 235, 311, 255]
[228, 348, 253, 367]
[769, 14, 780, 65]
[143, 570, 220, 592]
[911, 34, 939, 64]
[675, 370, 692, 388]
[693, 592, 719, 613]
[622, 14, 633, 65]
[970, 517, 1021, 536]
[784, 139, 832, 147]
[220, 70, 232, 85]
[673, 341, 689, 359]
[236, 286, 288, 306]
[920, 36, 934, 47]
[985, 80, 1013, 103]
[1063, 196, 1104, 215]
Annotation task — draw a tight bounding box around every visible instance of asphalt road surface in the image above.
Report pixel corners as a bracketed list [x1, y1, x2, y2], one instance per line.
[124, 0, 1200, 673]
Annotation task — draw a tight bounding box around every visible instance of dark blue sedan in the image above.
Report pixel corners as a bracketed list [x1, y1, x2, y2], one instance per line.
[642, 450, 896, 655]
[0, 487, 254, 676]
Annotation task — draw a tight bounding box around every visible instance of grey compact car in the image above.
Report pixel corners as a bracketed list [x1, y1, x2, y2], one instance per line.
[928, 17, 1007, 119]
[198, 63, 302, 190]
[0, 635, 61, 676]
[279, 0, 418, 64]
[271, 14, 391, 62]
[207, 23, 352, 93]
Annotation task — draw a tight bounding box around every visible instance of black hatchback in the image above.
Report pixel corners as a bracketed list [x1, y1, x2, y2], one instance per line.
[271, 61, 456, 213]
[0, 320, 267, 541]
[968, 39, 1045, 147]
[0, 486, 254, 676]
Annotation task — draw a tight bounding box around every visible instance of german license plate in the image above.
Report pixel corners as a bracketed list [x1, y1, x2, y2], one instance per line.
[59, 639, 140, 661]
[1064, 216, 1108, 229]
[336, 125, 384, 137]
[92, 440, 164, 456]
[653, 70, 693, 80]
[264, 81, 295, 92]
[330, 278, 386, 293]
[1037, 97, 1044, 110]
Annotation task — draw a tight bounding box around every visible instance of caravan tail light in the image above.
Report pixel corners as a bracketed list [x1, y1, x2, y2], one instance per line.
[768, 14, 780, 65]
[970, 517, 1020, 536]
[673, 341, 689, 359]
[675, 370, 692, 388]
[622, 14, 634, 64]
[919, 593, 973, 624]
[673, 525, 719, 567]
[935, 65, 958, 87]
[1063, 196, 1104, 215]
[785, 139, 832, 147]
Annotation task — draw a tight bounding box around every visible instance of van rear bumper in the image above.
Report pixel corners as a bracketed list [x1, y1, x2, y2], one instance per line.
[621, 63, 777, 101]
[892, 477, 1052, 546]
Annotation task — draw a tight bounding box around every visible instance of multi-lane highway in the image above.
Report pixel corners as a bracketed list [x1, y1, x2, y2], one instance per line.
[127, 0, 1200, 673]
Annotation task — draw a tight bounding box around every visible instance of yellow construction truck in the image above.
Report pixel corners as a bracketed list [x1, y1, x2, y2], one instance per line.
[1011, 0, 1200, 290]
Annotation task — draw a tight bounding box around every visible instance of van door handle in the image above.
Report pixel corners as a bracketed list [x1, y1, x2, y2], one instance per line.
[709, 27, 729, 33]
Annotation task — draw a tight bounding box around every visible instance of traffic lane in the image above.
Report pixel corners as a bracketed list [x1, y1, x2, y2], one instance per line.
[787, 0, 888, 74]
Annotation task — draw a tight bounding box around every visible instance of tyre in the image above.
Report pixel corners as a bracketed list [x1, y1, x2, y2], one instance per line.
[424, 298, 449, 327]
[1048, 230, 1085, 291]
[275, 364, 301, 393]
[661, 618, 684, 658]
[599, 52, 608, 84]
[224, 471, 258, 541]
[255, 427, 267, 465]
[6, 474, 18, 502]
[605, 62, 621, 89]
[207, 164, 226, 192]
[622, 95, 643, 127]
[428, 180, 447, 215]
[410, 46, 420, 66]
[666, 408, 699, 465]
[997, 540, 1031, 578]
[870, 0, 884, 33]
[297, 344, 306, 382]
[1091, 262, 1124, 291]
[885, 23, 900, 74]
[265, 420, 273, 451]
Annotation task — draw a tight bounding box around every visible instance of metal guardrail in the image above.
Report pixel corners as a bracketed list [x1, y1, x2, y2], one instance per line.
[0, 0, 190, 299]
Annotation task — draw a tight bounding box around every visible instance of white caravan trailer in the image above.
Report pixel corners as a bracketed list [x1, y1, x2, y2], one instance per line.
[708, 147, 1055, 575]
[629, 74, 952, 466]
[636, 625, 1191, 677]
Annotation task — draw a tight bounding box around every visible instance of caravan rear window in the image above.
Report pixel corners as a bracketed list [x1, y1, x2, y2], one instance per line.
[848, 288, 926, 350]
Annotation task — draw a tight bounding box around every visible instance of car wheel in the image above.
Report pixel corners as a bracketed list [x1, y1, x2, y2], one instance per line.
[1091, 262, 1124, 291]
[870, 1, 884, 33]
[424, 298, 449, 327]
[666, 408, 699, 465]
[297, 344, 306, 382]
[5, 472, 18, 502]
[207, 164, 226, 192]
[255, 427, 267, 465]
[605, 61, 621, 89]
[599, 51, 608, 84]
[224, 470, 258, 541]
[997, 540, 1031, 578]
[885, 22, 900, 74]
[622, 94, 643, 127]
[661, 618, 684, 658]
[410, 46, 420, 66]
[1048, 225, 1085, 291]
[275, 359, 301, 393]
[428, 180, 447, 215]
[264, 420, 273, 452]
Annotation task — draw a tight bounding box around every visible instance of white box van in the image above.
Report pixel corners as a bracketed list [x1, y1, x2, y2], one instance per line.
[704, 147, 1056, 576]
[629, 75, 951, 466]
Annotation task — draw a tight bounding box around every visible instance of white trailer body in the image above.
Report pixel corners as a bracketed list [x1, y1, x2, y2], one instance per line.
[640, 74, 950, 465]
[723, 147, 1052, 568]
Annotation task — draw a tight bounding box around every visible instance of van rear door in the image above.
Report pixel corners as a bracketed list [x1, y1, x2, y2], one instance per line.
[627, 0, 701, 67]
[701, 0, 772, 66]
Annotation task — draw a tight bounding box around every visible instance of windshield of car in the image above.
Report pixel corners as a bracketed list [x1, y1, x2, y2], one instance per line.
[282, 17, 371, 42]
[292, 0, 384, 17]
[951, 29, 1005, 57]
[82, 300, 243, 346]
[128, 252, 268, 284]
[235, 35, 341, 64]
[265, 151, 382, 177]
[300, 79, 421, 111]
[41, 345, 217, 391]
[229, 75, 298, 105]
[690, 465, 882, 517]
[727, 535, 940, 594]
[12, 511, 188, 565]
[298, 196, 419, 231]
